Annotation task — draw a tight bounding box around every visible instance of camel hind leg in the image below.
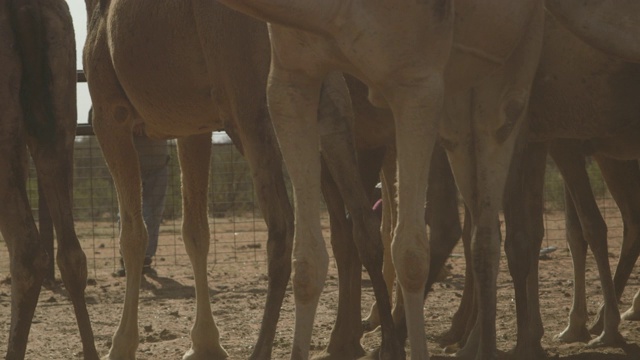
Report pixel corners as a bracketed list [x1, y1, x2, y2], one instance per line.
[550, 141, 624, 348]
[220, 58, 294, 359]
[590, 157, 640, 328]
[0, 88, 48, 360]
[0, 5, 46, 358]
[177, 134, 228, 360]
[6, 0, 99, 358]
[317, 158, 366, 360]
[444, 5, 543, 358]
[87, 54, 147, 360]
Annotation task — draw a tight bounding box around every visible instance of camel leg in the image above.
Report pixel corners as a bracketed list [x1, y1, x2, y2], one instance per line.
[444, 6, 543, 358]
[28, 131, 99, 360]
[86, 8, 153, 356]
[5, 2, 99, 357]
[378, 143, 463, 350]
[590, 157, 640, 329]
[423, 143, 462, 292]
[93, 107, 147, 359]
[224, 102, 294, 360]
[265, 66, 328, 360]
[438, 206, 474, 349]
[624, 290, 640, 320]
[550, 141, 624, 348]
[316, 73, 402, 360]
[503, 141, 547, 359]
[363, 148, 399, 333]
[177, 134, 228, 360]
[317, 158, 366, 359]
[554, 180, 591, 343]
[0, 85, 48, 359]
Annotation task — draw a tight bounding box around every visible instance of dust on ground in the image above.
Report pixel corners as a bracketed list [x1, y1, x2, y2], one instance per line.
[1, 211, 639, 359]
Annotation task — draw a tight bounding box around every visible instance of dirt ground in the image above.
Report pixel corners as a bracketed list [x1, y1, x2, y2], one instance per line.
[1, 210, 640, 360]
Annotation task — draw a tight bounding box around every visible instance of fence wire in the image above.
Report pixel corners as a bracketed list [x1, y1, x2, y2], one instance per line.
[0, 136, 623, 279]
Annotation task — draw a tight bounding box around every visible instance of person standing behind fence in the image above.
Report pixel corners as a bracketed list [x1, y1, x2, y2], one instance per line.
[115, 123, 170, 277]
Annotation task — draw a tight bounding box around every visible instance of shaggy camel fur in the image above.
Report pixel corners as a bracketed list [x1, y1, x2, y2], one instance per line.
[438, 13, 640, 359]
[84, 1, 397, 359]
[216, 1, 549, 359]
[0, 1, 98, 359]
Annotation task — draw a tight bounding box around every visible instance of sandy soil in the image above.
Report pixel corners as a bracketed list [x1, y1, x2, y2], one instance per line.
[1, 211, 639, 360]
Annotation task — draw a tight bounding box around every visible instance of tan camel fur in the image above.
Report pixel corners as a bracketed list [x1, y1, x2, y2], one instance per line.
[214, 1, 549, 359]
[0, 1, 99, 359]
[84, 1, 401, 359]
[84, 2, 292, 359]
[438, 13, 640, 359]
[546, 0, 640, 63]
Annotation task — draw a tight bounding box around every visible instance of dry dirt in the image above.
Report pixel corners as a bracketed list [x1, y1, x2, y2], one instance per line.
[1, 211, 640, 360]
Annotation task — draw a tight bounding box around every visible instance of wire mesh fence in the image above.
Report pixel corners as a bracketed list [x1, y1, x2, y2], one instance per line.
[0, 132, 624, 280]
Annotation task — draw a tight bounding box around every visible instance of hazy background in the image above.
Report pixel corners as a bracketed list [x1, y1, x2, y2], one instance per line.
[69, 1, 91, 124]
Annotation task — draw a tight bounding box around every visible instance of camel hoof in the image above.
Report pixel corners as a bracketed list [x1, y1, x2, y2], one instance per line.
[554, 325, 591, 344]
[621, 307, 640, 321]
[436, 328, 465, 348]
[312, 344, 366, 360]
[362, 318, 381, 333]
[357, 345, 406, 360]
[182, 346, 228, 360]
[585, 330, 626, 349]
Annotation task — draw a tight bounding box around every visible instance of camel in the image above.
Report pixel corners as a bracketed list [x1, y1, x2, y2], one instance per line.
[214, 1, 640, 358]
[84, 1, 401, 359]
[0, 1, 99, 359]
[212, 1, 547, 359]
[434, 12, 640, 359]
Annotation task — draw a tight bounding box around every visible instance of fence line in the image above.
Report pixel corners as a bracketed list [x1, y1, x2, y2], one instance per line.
[0, 71, 625, 280]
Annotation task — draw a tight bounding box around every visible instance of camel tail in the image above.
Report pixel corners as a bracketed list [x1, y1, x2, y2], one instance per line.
[100, 0, 110, 12]
[9, 0, 57, 143]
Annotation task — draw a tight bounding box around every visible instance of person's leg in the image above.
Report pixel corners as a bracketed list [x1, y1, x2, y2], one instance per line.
[142, 162, 169, 262]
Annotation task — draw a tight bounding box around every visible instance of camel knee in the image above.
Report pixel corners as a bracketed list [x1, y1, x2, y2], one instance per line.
[495, 89, 528, 143]
[14, 242, 49, 288]
[292, 255, 328, 305]
[181, 226, 210, 258]
[392, 245, 429, 294]
[92, 102, 135, 137]
[56, 244, 89, 294]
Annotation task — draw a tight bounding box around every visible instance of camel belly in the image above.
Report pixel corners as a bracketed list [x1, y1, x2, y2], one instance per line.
[528, 16, 640, 142]
[106, 0, 222, 137]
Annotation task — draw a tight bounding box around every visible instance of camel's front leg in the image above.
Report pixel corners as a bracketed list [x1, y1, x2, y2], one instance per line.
[316, 72, 403, 360]
[92, 105, 147, 360]
[223, 92, 294, 360]
[177, 134, 228, 360]
[0, 102, 48, 360]
[28, 126, 99, 360]
[593, 157, 640, 326]
[444, 6, 542, 359]
[267, 68, 328, 360]
[386, 72, 446, 360]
